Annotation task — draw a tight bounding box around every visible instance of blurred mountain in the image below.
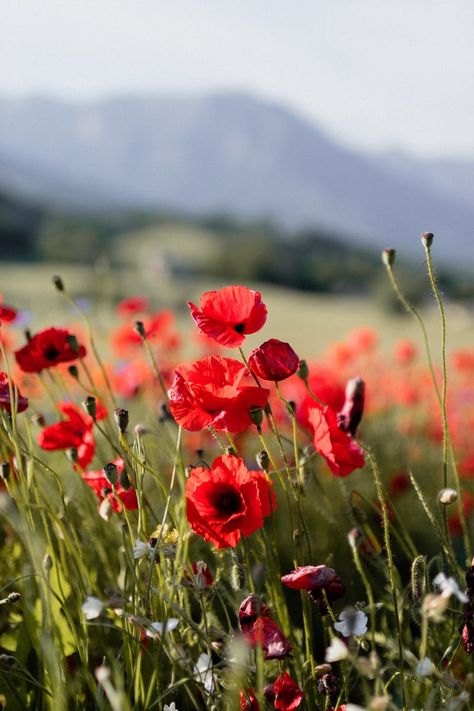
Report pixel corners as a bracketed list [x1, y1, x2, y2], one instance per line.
[0, 93, 472, 263]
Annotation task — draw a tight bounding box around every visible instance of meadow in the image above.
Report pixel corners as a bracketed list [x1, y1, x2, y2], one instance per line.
[1, 235, 474, 710]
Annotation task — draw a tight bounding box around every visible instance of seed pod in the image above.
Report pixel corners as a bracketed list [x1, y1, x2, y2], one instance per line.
[52, 275, 65, 292]
[68, 365, 79, 379]
[249, 406, 263, 429]
[421, 232, 434, 249]
[103, 462, 118, 487]
[0, 461, 10, 481]
[297, 359, 309, 381]
[114, 408, 129, 433]
[256, 450, 270, 472]
[134, 320, 146, 339]
[82, 396, 97, 420]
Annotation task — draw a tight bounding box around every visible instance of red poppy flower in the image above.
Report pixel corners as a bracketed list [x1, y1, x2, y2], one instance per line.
[240, 689, 260, 711]
[239, 593, 272, 633]
[82, 458, 138, 512]
[116, 295, 149, 318]
[248, 339, 300, 382]
[188, 285, 267, 347]
[37, 402, 95, 469]
[0, 372, 28, 414]
[169, 355, 269, 432]
[281, 564, 345, 614]
[15, 327, 86, 373]
[0, 294, 17, 323]
[185, 454, 276, 548]
[272, 672, 303, 711]
[308, 404, 365, 477]
[244, 616, 292, 660]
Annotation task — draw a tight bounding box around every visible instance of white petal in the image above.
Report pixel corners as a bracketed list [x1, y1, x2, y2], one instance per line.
[82, 596, 104, 620]
[325, 637, 349, 662]
[416, 657, 436, 677]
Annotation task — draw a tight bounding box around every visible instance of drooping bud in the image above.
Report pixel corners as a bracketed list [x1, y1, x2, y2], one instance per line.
[134, 320, 146, 339]
[103, 462, 118, 487]
[381, 248, 396, 266]
[52, 275, 65, 292]
[297, 359, 309, 381]
[337, 377, 365, 437]
[256, 450, 270, 472]
[248, 339, 300, 382]
[31, 413, 46, 428]
[249, 406, 264, 430]
[0, 461, 10, 481]
[438, 488, 458, 506]
[114, 408, 129, 433]
[421, 232, 434, 249]
[82, 396, 97, 420]
[68, 364, 79, 379]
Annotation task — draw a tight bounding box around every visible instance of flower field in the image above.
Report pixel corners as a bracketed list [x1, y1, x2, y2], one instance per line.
[1, 235, 474, 710]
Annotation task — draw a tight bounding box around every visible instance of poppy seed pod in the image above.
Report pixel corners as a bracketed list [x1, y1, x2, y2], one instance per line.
[51, 275, 65, 292]
[248, 339, 300, 382]
[82, 396, 97, 420]
[68, 364, 79, 378]
[103, 462, 119, 487]
[114, 408, 129, 433]
[134, 320, 146, 339]
[421, 232, 434, 249]
[249, 405, 264, 429]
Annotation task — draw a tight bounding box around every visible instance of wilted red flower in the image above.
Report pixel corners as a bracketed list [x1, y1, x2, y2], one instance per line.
[337, 378, 365, 437]
[185, 454, 276, 548]
[188, 285, 267, 347]
[82, 458, 138, 512]
[248, 339, 300, 382]
[272, 672, 303, 711]
[0, 294, 17, 323]
[38, 402, 95, 469]
[240, 688, 260, 711]
[169, 355, 269, 432]
[116, 295, 149, 318]
[239, 593, 272, 633]
[308, 404, 365, 477]
[0, 372, 28, 414]
[15, 327, 86, 373]
[244, 616, 292, 660]
[281, 564, 345, 614]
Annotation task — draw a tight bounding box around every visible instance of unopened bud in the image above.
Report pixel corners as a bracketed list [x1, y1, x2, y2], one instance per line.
[43, 554, 53, 571]
[68, 365, 79, 379]
[297, 359, 309, 381]
[421, 232, 434, 249]
[256, 450, 270, 472]
[31, 413, 46, 428]
[114, 408, 129, 433]
[382, 249, 396, 266]
[103, 462, 118, 487]
[438, 488, 458, 505]
[24, 329, 32, 343]
[249, 406, 263, 429]
[0, 461, 10, 481]
[7, 592, 21, 604]
[134, 321, 146, 339]
[119, 467, 131, 490]
[348, 527, 364, 549]
[66, 334, 79, 354]
[225, 445, 236, 456]
[66, 447, 79, 463]
[52, 275, 65, 292]
[82, 396, 97, 420]
[286, 400, 296, 416]
[0, 654, 16, 668]
[315, 664, 332, 678]
[134, 423, 148, 436]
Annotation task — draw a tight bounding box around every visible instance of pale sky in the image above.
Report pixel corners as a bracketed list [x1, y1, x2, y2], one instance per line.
[1, 1, 473, 157]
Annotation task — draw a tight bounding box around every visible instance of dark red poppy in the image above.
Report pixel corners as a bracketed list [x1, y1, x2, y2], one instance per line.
[15, 327, 86, 373]
[82, 458, 138, 512]
[0, 372, 28, 414]
[0, 294, 17, 323]
[239, 593, 272, 633]
[188, 285, 267, 348]
[169, 355, 269, 432]
[244, 616, 292, 660]
[116, 295, 149, 318]
[308, 404, 365, 477]
[281, 565, 345, 614]
[37, 402, 95, 469]
[185, 454, 276, 548]
[240, 688, 260, 711]
[248, 339, 300, 382]
[272, 672, 303, 711]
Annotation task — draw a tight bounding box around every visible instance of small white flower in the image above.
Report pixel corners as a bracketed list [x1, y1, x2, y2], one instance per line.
[325, 637, 349, 662]
[163, 703, 177, 711]
[334, 608, 368, 637]
[133, 540, 153, 560]
[82, 596, 104, 620]
[433, 573, 468, 603]
[345, 705, 366, 711]
[146, 618, 179, 638]
[416, 656, 436, 677]
[194, 653, 215, 693]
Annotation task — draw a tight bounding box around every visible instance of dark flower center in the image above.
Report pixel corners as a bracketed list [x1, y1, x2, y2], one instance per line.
[43, 346, 60, 361]
[212, 487, 243, 515]
[234, 323, 245, 334]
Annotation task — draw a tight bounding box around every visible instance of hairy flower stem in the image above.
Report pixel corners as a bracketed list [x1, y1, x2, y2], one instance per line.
[365, 447, 407, 711]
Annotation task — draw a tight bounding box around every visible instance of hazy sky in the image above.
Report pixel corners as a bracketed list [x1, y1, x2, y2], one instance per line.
[2, 1, 473, 157]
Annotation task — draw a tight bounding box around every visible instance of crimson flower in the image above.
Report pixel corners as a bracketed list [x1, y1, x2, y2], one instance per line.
[185, 454, 276, 548]
[116, 295, 149, 318]
[169, 355, 269, 432]
[240, 688, 260, 711]
[15, 327, 86, 373]
[239, 594, 272, 633]
[248, 339, 300, 382]
[82, 458, 138, 512]
[244, 616, 292, 660]
[188, 285, 267, 347]
[308, 404, 365, 477]
[271, 672, 303, 711]
[0, 372, 28, 414]
[0, 294, 17, 323]
[281, 565, 345, 614]
[37, 402, 95, 469]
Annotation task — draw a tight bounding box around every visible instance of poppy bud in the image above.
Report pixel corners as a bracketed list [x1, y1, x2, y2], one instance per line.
[114, 408, 129, 433]
[31, 413, 46, 428]
[249, 406, 264, 429]
[82, 396, 97, 420]
[0, 461, 10, 481]
[225, 445, 236, 456]
[43, 554, 53, 571]
[337, 377, 365, 437]
[119, 467, 131, 490]
[103, 462, 118, 487]
[438, 488, 458, 505]
[0, 654, 16, 668]
[24, 329, 32, 343]
[6, 592, 21, 604]
[256, 450, 270, 472]
[66, 447, 79, 463]
[52, 275, 65, 292]
[382, 248, 396, 266]
[134, 320, 146, 339]
[297, 359, 309, 381]
[68, 365, 79, 379]
[248, 339, 300, 382]
[421, 232, 434, 249]
[66, 334, 80, 355]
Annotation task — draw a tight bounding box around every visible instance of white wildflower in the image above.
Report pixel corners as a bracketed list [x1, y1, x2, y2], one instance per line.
[334, 608, 368, 637]
[194, 653, 215, 693]
[82, 596, 104, 620]
[146, 618, 179, 638]
[133, 540, 153, 560]
[163, 703, 177, 711]
[416, 656, 436, 677]
[325, 637, 349, 662]
[433, 573, 468, 603]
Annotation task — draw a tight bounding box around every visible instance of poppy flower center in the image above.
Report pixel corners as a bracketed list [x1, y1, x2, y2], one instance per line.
[43, 346, 60, 361]
[234, 323, 245, 334]
[212, 486, 243, 515]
